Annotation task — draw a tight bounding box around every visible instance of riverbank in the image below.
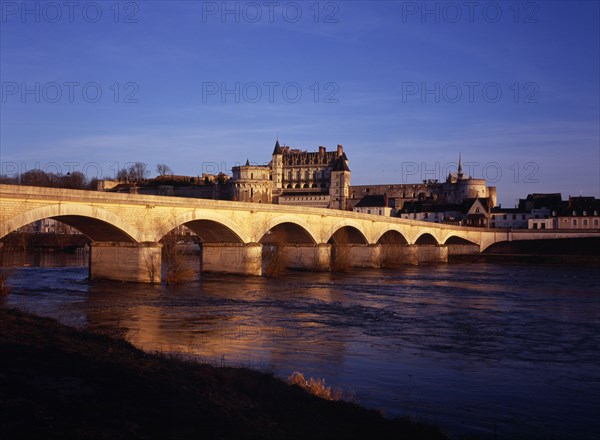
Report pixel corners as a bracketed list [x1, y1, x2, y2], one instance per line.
[0, 307, 445, 440]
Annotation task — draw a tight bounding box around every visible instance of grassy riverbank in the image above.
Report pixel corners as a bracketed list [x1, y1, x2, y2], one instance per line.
[0, 307, 445, 439]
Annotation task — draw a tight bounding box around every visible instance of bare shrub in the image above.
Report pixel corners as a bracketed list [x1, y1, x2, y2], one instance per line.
[381, 245, 404, 269]
[161, 233, 196, 284]
[330, 229, 351, 272]
[263, 242, 287, 277]
[0, 244, 14, 296]
[288, 372, 345, 401]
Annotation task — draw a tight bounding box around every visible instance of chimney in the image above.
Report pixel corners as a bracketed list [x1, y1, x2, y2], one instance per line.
[319, 146, 325, 155]
[337, 144, 343, 156]
[384, 192, 388, 207]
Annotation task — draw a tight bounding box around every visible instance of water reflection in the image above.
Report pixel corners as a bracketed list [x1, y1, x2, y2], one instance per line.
[4, 253, 600, 440]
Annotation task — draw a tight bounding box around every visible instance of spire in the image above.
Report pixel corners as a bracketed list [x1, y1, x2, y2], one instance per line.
[272, 139, 282, 155]
[457, 153, 463, 180]
[245, 158, 250, 166]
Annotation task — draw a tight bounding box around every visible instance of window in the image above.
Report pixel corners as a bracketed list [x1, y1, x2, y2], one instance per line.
[573, 219, 577, 226]
[583, 219, 588, 226]
[475, 208, 480, 213]
[522, 215, 526, 220]
[594, 219, 599, 226]
[512, 214, 516, 220]
[541, 223, 546, 229]
[503, 215, 507, 220]
[533, 223, 538, 229]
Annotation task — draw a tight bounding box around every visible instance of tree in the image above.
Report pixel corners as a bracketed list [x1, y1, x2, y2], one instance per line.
[20, 169, 51, 187]
[61, 171, 86, 189]
[87, 177, 99, 191]
[128, 162, 148, 183]
[156, 163, 173, 176]
[117, 168, 129, 182]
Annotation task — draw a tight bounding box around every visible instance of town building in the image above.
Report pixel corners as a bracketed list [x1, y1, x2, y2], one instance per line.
[353, 194, 395, 216]
[530, 196, 600, 230]
[349, 155, 497, 211]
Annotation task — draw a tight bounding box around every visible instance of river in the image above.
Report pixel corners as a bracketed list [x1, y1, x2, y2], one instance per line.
[3, 252, 599, 440]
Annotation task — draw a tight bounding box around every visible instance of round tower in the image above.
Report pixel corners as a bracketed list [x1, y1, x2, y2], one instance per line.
[271, 139, 283, 190]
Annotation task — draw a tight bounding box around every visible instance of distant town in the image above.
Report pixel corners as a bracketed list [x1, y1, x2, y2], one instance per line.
[2, 140, 599, 235]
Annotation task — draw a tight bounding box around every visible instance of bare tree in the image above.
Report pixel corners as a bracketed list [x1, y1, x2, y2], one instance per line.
[0, 175, 17, 184]
[330, 229, 351, 272]
[156, 163, 173, 176]
[87, 177, 99, 190]
[128, 162, 148, 183]
[116, 168, 129, 182]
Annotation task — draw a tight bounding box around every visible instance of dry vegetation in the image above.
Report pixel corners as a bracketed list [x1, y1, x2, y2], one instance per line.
[0, 245, 14, 296]
[380, 245, 405, 269]
[330, 229, 352, 272]
[288, 372, 345, 401]
[263, 243, 288, 277]
[161, 233, 196, 284]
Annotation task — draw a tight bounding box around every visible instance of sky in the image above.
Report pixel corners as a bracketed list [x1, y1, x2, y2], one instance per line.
[1, 0, 598, 206]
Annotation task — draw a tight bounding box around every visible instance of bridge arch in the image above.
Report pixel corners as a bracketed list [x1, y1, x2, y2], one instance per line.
[255, 215, 319, 245]
[414, 232, 440, 245]
[0, 204, 142, 242]
[374, 227, 409, 245]
[158, 211, 246, 244]
[327, 221, 369, 244]
[443, 235, 479, 246]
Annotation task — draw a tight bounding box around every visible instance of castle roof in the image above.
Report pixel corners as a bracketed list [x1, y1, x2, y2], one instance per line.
[355, 194, 387, 208]
[332, 155, 350, 172]
[272, 140, 282, 155]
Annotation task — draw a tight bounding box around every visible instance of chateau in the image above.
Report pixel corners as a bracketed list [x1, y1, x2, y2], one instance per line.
[230, 141, 496, 211]
[231, 140, 351, 209]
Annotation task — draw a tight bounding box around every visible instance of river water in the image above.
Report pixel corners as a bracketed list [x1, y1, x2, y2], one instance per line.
[3, 252, 599, 440]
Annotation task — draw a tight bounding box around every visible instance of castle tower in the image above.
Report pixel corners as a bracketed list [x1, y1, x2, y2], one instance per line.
[457, 153, 464, 181]
[271, 139, 283, 191]
[330, 149, 351, 210]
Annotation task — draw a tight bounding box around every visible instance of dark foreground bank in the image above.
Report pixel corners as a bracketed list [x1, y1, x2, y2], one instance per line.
[0, 307, 445, 440]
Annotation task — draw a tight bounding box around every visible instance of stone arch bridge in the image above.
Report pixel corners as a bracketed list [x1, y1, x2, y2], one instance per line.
[1, 185, 597, 282]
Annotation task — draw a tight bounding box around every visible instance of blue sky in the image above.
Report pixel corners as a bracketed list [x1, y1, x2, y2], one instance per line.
[1, 0, 598, 206]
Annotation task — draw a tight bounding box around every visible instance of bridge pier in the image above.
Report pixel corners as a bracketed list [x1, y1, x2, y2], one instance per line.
[281, 244, 331, 271]
[415, 245, 448, 264]
[381, 244, 413, 267]
[446, 244, 480, 255]
[89, 242, 162, 283]
[201, 243, 262, 276]
[344, 244, 382, 268]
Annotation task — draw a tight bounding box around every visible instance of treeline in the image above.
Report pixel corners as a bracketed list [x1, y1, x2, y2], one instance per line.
[0, 169, 99, 190]
[0, 162, 157, 190]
